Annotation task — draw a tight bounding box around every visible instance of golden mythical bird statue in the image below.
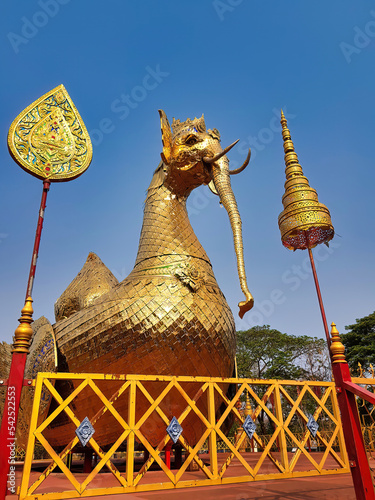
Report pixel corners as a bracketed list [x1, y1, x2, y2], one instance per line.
[6, 110, 253, 448]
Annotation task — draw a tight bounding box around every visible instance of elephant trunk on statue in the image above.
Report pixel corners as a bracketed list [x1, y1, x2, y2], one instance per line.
[208, 143, 254, 318]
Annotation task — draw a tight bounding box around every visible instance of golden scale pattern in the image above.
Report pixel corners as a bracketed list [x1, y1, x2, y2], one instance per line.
[16, 110, 253, 448]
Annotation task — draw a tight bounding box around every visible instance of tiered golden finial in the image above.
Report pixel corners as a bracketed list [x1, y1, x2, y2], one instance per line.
[244, 391, 252, 417]
[12, 297, 34, 354]
[329, 322, 346, 363]
[278, 111, 334, 250]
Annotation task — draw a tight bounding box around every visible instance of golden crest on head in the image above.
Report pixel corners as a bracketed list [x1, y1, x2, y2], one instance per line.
[158, 109, 173, 164]
[8, 84, 92, 181]
[171, 114, 206, 137]
[158, 110, 210, 165]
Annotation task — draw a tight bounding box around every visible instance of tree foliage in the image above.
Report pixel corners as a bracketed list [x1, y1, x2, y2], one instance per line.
[236, 325, 330, 381]
[341, 311, 375, 372]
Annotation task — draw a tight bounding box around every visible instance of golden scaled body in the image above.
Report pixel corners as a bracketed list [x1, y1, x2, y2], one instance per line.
[21, 111, 253, 448]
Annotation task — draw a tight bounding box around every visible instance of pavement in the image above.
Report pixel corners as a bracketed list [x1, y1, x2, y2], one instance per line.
[7, 472, 357, 500]
[6, 454, 362, 500]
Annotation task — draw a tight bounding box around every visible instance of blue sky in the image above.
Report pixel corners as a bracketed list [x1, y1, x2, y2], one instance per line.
[0, 1, 374, 345]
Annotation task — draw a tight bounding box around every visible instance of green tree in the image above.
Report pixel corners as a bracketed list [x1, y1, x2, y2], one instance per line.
[236, 326, 330, 436]
[341, 311, 375, 372]
[236, 325, 330, 381]
[341, 312, 375, 426]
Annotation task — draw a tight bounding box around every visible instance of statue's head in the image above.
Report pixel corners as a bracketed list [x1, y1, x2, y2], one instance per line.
[150, 110, 253, 318]
[150, 110, 250, 199]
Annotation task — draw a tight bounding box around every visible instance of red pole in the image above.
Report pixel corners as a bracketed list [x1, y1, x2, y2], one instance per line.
[0, 300, 33, 498]
[307, 247, 330, 346]
[26, 180, 50, 299]
[83, 450, 93, 473]
[0, 180, 50, 498]
[307, 246, 375, 499]
[165, 442, 172, 470]
[330, 325, 375, 500]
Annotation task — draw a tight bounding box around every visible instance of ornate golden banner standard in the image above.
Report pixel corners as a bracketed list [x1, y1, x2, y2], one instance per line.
[0, 85, 92, 497]
[7, 84, 92, 181]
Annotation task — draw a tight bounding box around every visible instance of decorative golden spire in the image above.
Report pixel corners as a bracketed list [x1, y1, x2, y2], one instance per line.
[12, 297, 34, 354]
[329, 322, 346, 363]
[244, 391, 252, 417]
[278, 111, 334, 250]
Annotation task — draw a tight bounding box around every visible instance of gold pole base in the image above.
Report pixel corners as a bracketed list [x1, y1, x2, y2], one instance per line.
[330, 322, 346, 364]
[12, 297, 34, 354]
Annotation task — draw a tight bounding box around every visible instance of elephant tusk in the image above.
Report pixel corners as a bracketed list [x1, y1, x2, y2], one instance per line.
[203, 139, 239, 163]
[229, 148, 251, 175]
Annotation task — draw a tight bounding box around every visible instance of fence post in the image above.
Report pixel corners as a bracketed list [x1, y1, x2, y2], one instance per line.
[207, 382, 218, 477]
[274, 382, 288, 472]
[18, 373, 44, 500]
[126, 379, 136, 487]
[330, 323, 375, 500]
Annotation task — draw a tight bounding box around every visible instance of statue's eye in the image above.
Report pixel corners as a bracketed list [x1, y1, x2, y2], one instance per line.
[185, 135, 198, 146]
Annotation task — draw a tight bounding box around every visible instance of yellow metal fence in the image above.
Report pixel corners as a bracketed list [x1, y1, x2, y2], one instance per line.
[19, 373, 350, 499]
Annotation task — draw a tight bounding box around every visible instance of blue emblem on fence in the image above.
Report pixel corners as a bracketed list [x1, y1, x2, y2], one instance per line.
[306, 414, 319, 438]
[75, 417, 95, 447]
[166, 416, 183, 444]
[243, 415, 257, 439]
